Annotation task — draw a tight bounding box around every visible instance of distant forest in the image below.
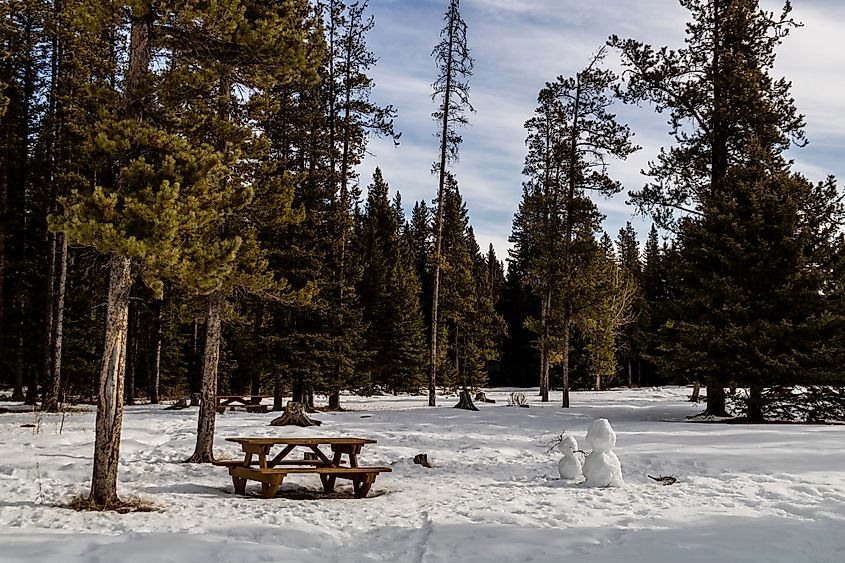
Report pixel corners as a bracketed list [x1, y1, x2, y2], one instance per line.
[2, 0, 844, 426]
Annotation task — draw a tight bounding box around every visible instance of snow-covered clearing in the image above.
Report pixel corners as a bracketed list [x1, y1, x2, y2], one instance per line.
[1, 387, 844, 562]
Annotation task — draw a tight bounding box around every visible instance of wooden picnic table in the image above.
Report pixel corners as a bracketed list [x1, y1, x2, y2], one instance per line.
[214, 395, 270, 414]
[216, 436, 391, 498]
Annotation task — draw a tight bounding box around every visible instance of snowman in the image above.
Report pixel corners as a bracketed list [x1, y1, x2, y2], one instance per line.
[557, 435, 583, 480]
[582, 418, 624, 487]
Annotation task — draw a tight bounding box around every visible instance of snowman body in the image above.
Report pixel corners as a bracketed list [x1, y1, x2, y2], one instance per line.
[582, 418, 624, 487]
[557, 435, 583, 480]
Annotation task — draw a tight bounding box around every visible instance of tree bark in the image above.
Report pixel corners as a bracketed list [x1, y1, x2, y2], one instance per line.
[747, 385, 764, 422]
[705, 383, 728, 417]
[186, 289, 223, 463]
[690, 381, 701, 402]
[89, 254, 132, 505]
[42, 234, 67, 411]
[539, 291, 550, 401]
[273, 371, 285, 411]
[147, 297, 161, 404]
[124, 292, 139, 405]
[561, 321, 571, 408]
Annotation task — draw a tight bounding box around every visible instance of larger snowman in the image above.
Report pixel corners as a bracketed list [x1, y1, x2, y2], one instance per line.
[582, 418, 624, 487]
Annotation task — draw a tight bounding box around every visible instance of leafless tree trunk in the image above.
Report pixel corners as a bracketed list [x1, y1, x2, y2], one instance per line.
[186, 289, 222, 463]
[89, 254, 132, 505]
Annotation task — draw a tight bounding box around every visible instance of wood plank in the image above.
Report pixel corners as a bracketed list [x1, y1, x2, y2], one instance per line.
[232, 466, 391, 476]
[226, 437, 377, 446]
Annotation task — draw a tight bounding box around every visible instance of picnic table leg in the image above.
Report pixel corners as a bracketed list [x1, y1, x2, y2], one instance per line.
[231, 475, 247, 495]
[261, 478, 281, 498]
[352, 474, 376, 499]
[319, 473, 336, 493]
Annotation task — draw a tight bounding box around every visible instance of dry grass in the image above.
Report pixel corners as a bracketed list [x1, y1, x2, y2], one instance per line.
[67, 494, 156, 513]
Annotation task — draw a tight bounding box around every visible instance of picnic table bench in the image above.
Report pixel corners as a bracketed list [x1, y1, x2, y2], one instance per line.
[215, 395, 270, 414]
[215, 437, 391, 498]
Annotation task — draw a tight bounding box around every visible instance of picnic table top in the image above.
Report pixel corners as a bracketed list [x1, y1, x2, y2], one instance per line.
[226, 437, 377, 446]
[215, 395, 271, 399]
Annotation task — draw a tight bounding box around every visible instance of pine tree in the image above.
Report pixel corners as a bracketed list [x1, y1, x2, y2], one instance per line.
[429, 0, 473, 407]
[317, 0, 398, 410]
[615, 222, 644, 388]
[611, 0, 811, 416]
[667, 166, 845, 421]
[509, 48, 637, 406]
[356, 169, 426, 393]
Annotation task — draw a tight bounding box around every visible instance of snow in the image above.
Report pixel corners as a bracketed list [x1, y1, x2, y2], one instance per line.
[582, 418, 624, 487]
[2, 387, 845, 562]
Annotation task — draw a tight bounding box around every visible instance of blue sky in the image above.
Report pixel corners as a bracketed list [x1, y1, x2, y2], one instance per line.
[354, 0, 845, 261]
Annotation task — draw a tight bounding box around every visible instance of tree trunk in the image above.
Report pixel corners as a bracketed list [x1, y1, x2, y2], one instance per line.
[539, 291, 550, 401]
[747, 385, 764, 422]
[689, 381, 701, 402]
[12, 336, 25, 401]
[148, 297, 161, 404]
[42, 233, 66, 411]
[89, 254, 132, 505]
[595, 372, 601, 392]
[187, 289, 223, 463]
[124, 293, 138, 405]
[189, 320, 201, 396]
[561, 321, 570, 408]
[328, 390, 341, 411]
[41, 234, 57, 407]
[292, 375, 304, 404]
[705, 383, 728, 417]
[273, 371, 285, 411]
[627, 358, 632, 388]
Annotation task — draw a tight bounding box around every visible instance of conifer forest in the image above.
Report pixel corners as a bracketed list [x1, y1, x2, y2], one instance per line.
[2, 0, 844, 439]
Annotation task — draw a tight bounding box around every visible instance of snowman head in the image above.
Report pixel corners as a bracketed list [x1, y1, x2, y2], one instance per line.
[586, 418, 616, 452]
[558, 435, 578, 455]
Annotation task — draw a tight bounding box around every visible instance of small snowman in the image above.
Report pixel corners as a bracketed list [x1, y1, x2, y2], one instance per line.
[582, 418, 624, 487]
[557, 435, 583, 480]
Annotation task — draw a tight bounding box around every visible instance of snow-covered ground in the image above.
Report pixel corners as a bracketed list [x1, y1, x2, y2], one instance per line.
[1, 387, 844, 562]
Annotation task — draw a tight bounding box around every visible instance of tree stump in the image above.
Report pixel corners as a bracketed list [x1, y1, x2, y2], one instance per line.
[269, 401, 322, 427]
[689, 382, 701, 402]
[165, 398, 189, 410]
[413, 453, 433, 468]
[474, 391, 495, 403]
[454, 389, 479, 411]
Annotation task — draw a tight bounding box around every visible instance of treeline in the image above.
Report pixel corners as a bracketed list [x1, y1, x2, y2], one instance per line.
[0, 0, 506, 417]
[2, 0, 845, 431]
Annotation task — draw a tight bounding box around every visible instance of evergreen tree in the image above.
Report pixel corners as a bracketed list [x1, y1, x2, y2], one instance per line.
[438, 178, 504, 394]
[429, 0, 473, 406]
[319, 0, 398, 410]
[666, 166, 845, 421]
[508, 48, 637, 406]
[611, 0, 812, 416]
[615, 222, 644, 388]
[356, 169, 426, 393]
